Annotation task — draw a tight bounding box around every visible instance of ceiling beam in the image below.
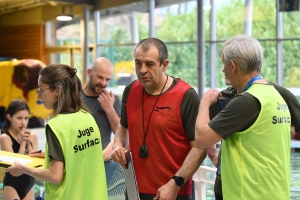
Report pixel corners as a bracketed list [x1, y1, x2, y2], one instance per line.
[49, 0, 95, 6]
[95, 0, 142, 10]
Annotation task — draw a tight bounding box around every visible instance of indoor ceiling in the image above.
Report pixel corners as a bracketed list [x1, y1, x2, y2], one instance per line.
[0, 0, 192, 18]
[0, 0, 93, 16]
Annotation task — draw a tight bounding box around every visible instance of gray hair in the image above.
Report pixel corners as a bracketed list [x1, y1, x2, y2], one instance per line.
[220, 34, 263, 74]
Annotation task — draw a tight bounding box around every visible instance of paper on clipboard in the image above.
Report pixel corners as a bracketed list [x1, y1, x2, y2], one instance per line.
[0, 150, 44, 169]
[124, 151, 140, 200]
[0, 155, 32, 165]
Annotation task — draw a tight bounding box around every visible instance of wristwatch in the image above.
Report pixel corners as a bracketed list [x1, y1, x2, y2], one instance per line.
[172, 176, 184, 187]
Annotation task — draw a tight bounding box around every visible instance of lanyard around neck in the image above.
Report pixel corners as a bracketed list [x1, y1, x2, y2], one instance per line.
[142, 75, 168, 144]
[243, 75, 263, 92]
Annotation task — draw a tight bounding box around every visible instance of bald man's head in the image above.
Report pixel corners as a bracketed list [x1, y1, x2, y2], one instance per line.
[84, 57, 114, 95]
[91, 57, 113, 71]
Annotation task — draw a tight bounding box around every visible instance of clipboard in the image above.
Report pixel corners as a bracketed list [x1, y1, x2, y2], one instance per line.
[124, 150, 140, 200]
[0, 150, 44, 169]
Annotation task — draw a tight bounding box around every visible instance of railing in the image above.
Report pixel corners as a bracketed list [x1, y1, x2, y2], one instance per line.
[193, 166, 217, 200]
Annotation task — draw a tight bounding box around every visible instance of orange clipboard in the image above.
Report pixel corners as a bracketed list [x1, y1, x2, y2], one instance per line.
[0, 150, 44, 169]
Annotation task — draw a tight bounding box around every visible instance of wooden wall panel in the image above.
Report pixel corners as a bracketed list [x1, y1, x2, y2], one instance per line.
[0, 24, 46, 63]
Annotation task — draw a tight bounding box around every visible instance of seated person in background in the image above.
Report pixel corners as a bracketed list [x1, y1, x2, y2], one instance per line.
[0, 99, 38, 200]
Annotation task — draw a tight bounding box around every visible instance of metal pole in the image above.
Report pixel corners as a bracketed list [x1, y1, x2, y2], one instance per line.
[210, 0, 216, 88]
[197, 0, 205, 97]
[130, 11, 139, 81]
[130, 11, 139, 45]
[80, 4, 89, 84]
[276, 0, 283, 85]
[94, 10, 101, 59]
[243, 0, 253, 36]
[149, 0, 155, 37]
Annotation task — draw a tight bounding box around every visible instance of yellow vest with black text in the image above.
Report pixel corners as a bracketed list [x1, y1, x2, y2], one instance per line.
[222, 84, 291, 200]
[44, 110, 108, 200]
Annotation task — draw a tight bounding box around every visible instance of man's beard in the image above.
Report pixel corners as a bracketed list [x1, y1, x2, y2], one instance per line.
[89, 77, 105, 95]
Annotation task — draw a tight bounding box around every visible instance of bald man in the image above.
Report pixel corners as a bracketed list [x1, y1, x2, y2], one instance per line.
[82, 57, 122, 160]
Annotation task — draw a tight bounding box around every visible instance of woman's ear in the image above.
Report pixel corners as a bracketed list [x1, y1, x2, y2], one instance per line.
[6, 114, 12, 122]
[56, 85, 62, 96]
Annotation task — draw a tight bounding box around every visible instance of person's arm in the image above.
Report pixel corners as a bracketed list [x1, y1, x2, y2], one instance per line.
[26, 131, 38, 154]
[111, 124, 128, 169]
[103, 140, 114, 161]
[207, 145, 219, 167]
[0, 134, 14, 153]
[97, 89, 121, 133]
[196, 91, 261, 148]
[195, 89, 223, 148]
[154, 86, 206, 200]
[111, 82, 132, 168]
[154, 141, 207, 200]
[20, 128, 32, 154]
[0, 131, 30, 155]
[8, 125, 65, 184]
[7, 159, 64, 184]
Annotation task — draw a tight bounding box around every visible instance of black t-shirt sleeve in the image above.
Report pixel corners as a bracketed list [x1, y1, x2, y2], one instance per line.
[120, 81, 135, 128]
[45, 125, 65, 163]
[271, 83, 300, 130]
[180, 88, 200, 141]
[208, 93, 260, 140]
